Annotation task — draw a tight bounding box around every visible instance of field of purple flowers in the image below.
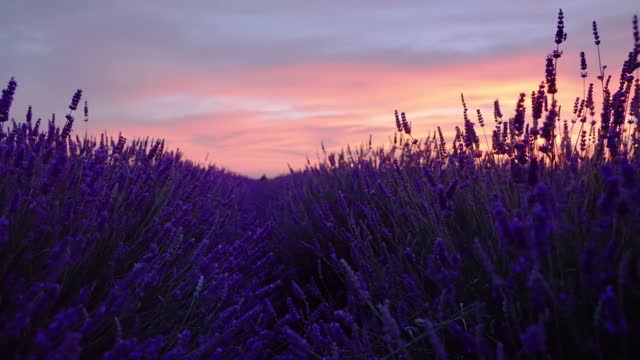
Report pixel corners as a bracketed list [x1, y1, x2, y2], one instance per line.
[1, 9, 640, 360]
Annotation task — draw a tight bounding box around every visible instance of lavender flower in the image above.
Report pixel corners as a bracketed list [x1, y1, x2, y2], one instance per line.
[555, 9, 566, 45]
[633, 15, 639, 54]
[328, 321, 349, 347]
[520, 323, 547, 353]
[476, 109, 485, 128]
[532, 82, 546, 135]
[68, 89, 82, 112]
[546, 55, 558, 95]
[401, 112, 411, 135]
[580, 130, 588, 152]
[394, 110, 402, 132]
[25, 105, 32, 124]
[340, 259, 371, 303]
[514, 93, 526, 136]
[0, 77, 18, 122]
[404, 247, 417, 265]
[494, 99, 503, 120]
[255, 280, 282, 297]
[282, 326, 312, 354]
[541, 99, 558, 142]
[402, 273, 422, 301]
[60, 114, 74, 141]
[586, 83, 595, 117]
[333, 309, 354, 327]
[291, 280, 306, 301]
[593, 21, 601, 45]
[580, 51, 588, 78]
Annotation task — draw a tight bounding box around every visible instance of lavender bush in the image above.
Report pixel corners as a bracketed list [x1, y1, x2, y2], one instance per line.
[1, 9, 639, 360]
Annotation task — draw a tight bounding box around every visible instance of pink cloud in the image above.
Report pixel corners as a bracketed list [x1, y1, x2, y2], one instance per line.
[92, 43, 631, 178]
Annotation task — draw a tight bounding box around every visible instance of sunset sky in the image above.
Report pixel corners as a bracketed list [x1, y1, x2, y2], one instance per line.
[1, 0, 638, 178]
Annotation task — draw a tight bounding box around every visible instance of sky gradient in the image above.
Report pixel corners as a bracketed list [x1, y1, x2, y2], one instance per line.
[1, 0, 638, 178]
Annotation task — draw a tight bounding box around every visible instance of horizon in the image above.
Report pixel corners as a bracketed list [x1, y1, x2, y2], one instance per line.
[1, 0, 638, 178]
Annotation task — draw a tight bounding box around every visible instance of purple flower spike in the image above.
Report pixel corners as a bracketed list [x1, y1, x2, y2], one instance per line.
[633, 15, 639, 51]
[555, 9, 566, 45]
[477, 109, 485, 127]
[514, 93, 526, 136]
[0, 77, 18, 122]
[282, 326, 311, 354]
[545, 55, 558, 95]
[394, 110, 402, 133]
[593, 21, 601, 46]
[520, 323, 547, 353]
[404, 247, 417, 265]
[69, 89, 83, 111]
[401, 112, 411, 135]
[26, 105, 32, 124]
[580, 51, 588, 78]
[494, 99, 503, 119]
[291, 280, 306, 301]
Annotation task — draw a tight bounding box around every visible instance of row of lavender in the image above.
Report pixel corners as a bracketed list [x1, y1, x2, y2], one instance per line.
[0, 9, 639, 360]
[267, 11, 640, 359]
[0, 86, 289, 358]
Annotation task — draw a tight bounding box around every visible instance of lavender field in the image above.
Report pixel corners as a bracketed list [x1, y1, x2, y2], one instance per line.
[1, 9, 640, 360]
